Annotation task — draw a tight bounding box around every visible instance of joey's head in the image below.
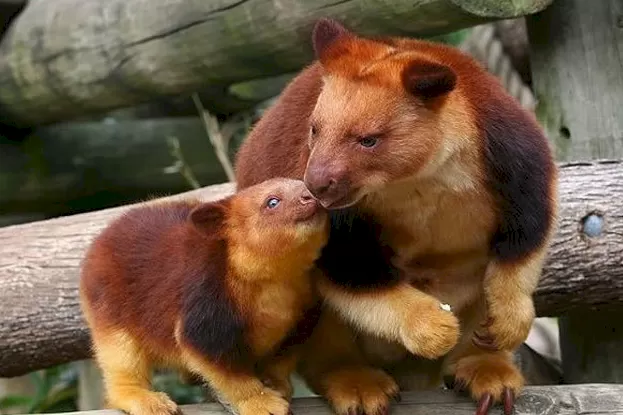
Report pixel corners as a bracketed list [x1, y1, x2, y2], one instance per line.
[304, 18, 467, 209]
[190, 179, 328, 263]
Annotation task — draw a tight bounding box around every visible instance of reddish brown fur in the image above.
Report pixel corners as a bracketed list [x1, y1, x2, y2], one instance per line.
[80, 178, 329, 415]
[235, 19, 557, 415]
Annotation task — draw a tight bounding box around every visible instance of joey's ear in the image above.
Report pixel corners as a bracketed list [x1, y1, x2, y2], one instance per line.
[312, 18, 350, 60]
[190, 202, 226, 235]
[402, 61, 457, 99]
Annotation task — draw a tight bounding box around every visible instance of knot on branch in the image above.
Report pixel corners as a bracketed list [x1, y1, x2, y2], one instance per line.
[581, 212, 604, 238]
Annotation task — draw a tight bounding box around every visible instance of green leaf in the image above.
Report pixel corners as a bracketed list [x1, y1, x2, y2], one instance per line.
[0, 395, 33, 410]
[36, 386, 78, 413]
[427, 28, 471, 46]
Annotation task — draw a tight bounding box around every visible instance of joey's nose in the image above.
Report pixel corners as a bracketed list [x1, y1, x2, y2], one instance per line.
[299, 191, 316, 205]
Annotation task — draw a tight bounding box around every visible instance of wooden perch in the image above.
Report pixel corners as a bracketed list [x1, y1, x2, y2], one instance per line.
[15, 385, 623, 415]
[0, 160, 621, 377]
[0, 0, 553, 127]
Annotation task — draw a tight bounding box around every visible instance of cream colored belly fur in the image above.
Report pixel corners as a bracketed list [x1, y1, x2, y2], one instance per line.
[358, 174, 496, 372]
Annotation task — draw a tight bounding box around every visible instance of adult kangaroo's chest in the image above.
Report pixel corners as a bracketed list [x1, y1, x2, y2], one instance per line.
[365, 180, 497, 310]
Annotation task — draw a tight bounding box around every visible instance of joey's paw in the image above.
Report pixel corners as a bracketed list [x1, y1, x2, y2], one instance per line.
[453, 353, 524, 415]
[400, 300, 460, 359]
[321, 367, 400, 415]
[474, 298, 535, 351]
[262, 376, 293, 401]
[111, 390, 180, 415]
[236, 388, 291, 415]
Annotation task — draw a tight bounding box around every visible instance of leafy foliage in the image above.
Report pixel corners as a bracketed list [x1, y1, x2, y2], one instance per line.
[0, 364, 78, 414]
[0, 365, 210, 414]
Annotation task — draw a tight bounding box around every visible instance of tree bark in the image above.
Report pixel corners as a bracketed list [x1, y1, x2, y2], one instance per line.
[527, 0, 623, 162]
[527, 0, 623, 384]
[0, 160, 621, 377]
[0, 182, 234, 378]
[10, 385, 623, 415]
[0, 0, 553, 128]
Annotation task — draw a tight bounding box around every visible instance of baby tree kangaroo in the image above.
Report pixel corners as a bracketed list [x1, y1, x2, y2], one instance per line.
[80, 178, 329, 415]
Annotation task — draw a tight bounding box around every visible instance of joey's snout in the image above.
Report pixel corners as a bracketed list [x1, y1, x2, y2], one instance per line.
[293, 186, 323, 223]
[299, 190, 316, 205]
[304, 163, 351, 209]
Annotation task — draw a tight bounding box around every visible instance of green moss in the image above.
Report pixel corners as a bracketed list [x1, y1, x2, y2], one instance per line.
[450, 0, 553, 18]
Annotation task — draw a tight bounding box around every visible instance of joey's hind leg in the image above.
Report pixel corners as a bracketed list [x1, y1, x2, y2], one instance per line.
[94, 330, 179, 415]
[298, 310, 400, 415]
[181, 350, 291, 415]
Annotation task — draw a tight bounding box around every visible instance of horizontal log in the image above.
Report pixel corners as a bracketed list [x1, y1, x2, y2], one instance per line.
[0, 0, 553, 127]
[15, 385, 623, 415]
[0, 117, 243, 217]
[0, 160, 621, 377]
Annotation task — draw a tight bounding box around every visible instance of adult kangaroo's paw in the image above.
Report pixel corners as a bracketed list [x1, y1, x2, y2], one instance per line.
[320, 366, 400, 415]
[453, 352, 524, 415]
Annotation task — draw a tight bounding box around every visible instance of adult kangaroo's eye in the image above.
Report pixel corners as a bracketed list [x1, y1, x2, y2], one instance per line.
[359, 136, 379, 148]
[266, 197, 281, 209]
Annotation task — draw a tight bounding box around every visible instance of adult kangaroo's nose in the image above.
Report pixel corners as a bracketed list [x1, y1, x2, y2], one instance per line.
[304, 164, 349, 208]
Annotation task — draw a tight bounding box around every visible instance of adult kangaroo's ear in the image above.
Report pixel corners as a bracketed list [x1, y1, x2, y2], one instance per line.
[402, 60, 457, 100]
[312, 18, 351, 60]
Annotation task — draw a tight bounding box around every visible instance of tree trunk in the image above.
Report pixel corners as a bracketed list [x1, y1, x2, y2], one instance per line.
[527, 0, 623, 384]
[527, 0, 623, 162]
[0, 160, 621, 377]
[0, 0, 552, 127]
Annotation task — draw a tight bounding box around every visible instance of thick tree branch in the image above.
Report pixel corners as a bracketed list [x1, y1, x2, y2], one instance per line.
[0, 0, 552, 127]
[11, 386, 621, 415]
[0, 160, 620, 377]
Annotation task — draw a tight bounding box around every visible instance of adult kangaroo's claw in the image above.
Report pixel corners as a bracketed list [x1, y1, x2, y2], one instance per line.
[475, 393, 493, 415]
[503, 388, 514, 415]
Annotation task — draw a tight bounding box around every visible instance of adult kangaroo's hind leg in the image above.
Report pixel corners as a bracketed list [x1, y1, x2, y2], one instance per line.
[298, 309, 400, 415]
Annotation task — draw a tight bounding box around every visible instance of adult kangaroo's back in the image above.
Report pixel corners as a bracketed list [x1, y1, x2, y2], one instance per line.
[235, 64, 323, 188]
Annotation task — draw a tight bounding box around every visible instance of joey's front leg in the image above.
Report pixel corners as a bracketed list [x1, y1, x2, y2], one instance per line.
[318, 277, 460, 359]
[261, 352, 299, 401]
[182, 351, 290, 415]
[473, 251, 547, 352]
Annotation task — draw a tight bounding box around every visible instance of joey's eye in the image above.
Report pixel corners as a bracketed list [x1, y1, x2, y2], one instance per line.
[310, 124, 317, 136]
[359, 136, 379, 148]
[265, 197, 281, 209]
